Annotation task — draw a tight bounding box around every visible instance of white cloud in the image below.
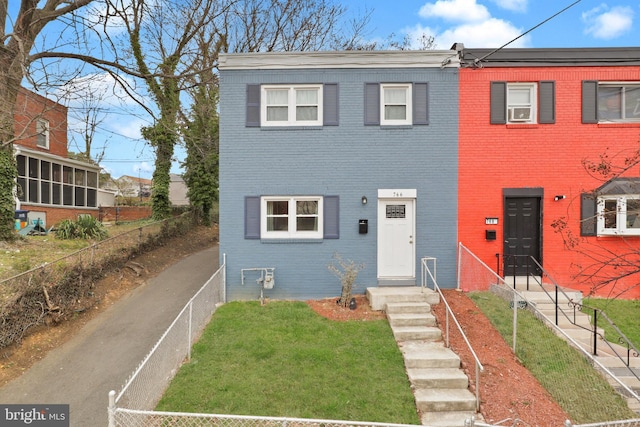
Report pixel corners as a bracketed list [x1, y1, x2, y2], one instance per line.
[419, 0, 490, 23]
[491, 0, 527, 13]
[133, 162, 153, 175]
[110, 117, 147, 140]
[404, 18, 529, 49]
[582, 5, 633, 39]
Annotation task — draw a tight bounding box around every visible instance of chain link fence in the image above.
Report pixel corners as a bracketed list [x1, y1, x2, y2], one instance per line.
[109, 258, 226, 426]
[0, 215, 192, 349]
[458, 243, 640, 427]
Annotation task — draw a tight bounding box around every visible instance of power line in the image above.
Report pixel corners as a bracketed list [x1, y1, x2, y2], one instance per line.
[474, 0, 583, 66]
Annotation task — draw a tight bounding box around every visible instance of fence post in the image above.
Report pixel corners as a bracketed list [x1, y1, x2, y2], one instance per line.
[188, 302, 193, 362]
[108, 390, 116, 427]
[512, 289, 518, 353]
[593, 309, 598, 356]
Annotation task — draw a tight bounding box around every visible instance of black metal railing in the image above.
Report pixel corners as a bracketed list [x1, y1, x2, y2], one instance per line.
[499, 253, 541, 290]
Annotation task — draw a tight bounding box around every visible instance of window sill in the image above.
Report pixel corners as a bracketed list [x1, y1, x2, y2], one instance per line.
[379, 125, 413, 130]
[260, 126, 323, 131]
[505, 124, 539, 129]
[260, 238, 324, 244]
[597, 122, 640, 128]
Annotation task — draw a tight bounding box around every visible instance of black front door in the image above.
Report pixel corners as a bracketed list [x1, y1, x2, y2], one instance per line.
[504, 196, 541, 275]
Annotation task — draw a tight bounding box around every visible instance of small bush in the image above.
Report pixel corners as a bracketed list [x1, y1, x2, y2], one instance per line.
[328, 253, 364, 307]
[56, 216, 109, 240]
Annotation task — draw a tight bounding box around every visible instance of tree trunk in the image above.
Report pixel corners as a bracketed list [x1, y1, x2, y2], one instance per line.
[0, 78, 20, 240]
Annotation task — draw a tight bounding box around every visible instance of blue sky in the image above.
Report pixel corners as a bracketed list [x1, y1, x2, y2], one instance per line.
[49, 0, 639, 180]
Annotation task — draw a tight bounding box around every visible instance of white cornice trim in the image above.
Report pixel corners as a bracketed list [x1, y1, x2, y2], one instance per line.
[219, 50, 460, 70]
[15, 146, 101, 171]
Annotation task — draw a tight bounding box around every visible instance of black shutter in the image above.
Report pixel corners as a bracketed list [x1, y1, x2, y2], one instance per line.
[413, 82, 429, 125]
[323, 195, 339, 239]
[539, 81, 556, 124]
[580, 193, 597, 236]
[246, 84, 261, 127]
[582, 81, 598, 124]
[323, 83, 339, 126]
[245, 196, 261, 239]
[364, 83, 380, 125]
[490, 81, 507, 124]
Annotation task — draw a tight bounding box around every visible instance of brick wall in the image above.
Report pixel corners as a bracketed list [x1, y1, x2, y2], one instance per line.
[99, 206, 152, 222]
[459, 66, 640, 298]
[14, 88, 68, 157]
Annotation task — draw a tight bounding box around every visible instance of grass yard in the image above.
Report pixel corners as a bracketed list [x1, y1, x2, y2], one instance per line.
[469, 291, 636, 424]
[583, 297, 640, 348]
[156, 301, 421, 424]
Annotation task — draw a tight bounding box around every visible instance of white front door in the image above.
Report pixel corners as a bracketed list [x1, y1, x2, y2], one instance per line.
[377, 197, 415, 279]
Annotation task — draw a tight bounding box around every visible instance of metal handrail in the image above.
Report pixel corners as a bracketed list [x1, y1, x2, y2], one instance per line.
[524, 257, 640, 382]
[421, 257, 484, 411]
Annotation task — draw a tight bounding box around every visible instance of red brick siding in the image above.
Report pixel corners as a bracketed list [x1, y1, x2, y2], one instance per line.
[20, 205, 98, 227]
[14, 88, 68, 157]
[459, 66, 640, 298]
[98, 206, 152, 222]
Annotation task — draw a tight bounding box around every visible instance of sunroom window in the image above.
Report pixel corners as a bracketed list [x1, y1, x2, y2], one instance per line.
[262, 85, 322, 126]
[598, 84, 640, 122]
[261, 196, 323, 239]
[597, 196, 640, 235]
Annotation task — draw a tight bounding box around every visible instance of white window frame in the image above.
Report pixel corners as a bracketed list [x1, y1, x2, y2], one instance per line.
[380, 83, 412, 126]
[598, 82, 640, 123]
[261, 84, 323, 127]
[597, 195, 640, 236]
[507, 83, 537, 124]
[36, 119, 49, 149]
[261, 196, 323, 239]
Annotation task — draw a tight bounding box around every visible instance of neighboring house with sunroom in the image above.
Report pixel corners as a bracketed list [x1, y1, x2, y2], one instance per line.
[457, 46, 640, 299]
[13, 87, 101, 229]
[218, 50, 460, 301]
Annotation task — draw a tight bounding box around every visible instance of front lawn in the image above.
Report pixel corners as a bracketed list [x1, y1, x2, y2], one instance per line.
[156, 301, 420, 424]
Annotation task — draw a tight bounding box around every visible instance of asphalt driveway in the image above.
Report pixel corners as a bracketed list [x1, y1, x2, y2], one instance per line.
[0, 245, 220, 427]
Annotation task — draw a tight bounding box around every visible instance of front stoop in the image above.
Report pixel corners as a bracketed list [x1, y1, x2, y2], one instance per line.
[367, 287, 482, 427]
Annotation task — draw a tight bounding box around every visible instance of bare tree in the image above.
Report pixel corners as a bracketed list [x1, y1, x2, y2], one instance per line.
[0, 0, 96, 240]
[551, 144, 640, 298]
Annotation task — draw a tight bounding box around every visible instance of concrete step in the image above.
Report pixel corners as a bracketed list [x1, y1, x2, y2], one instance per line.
[386, 302, 432, 314]
[393, 326, 442, 342]
[367, 287, 439, 311]
[421, 411, 479, 427]
[414, 388, 477, 413]
[400, 341, 461, 369]
[387, 312, 437, 328]
[407, 368, 469, 389]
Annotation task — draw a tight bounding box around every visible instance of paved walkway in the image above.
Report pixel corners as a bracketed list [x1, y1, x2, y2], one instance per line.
[0, 245, 220, 427]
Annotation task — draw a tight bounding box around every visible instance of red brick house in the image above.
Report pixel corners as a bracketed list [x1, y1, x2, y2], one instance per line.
[13, 87, 100, 228]
[458, 47, 640, 299]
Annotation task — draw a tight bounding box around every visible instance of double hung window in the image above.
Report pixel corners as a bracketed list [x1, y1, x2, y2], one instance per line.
[507, 84, 536, 124]
[381, 84, 412, 125]
[36, 119, 49, 149]
[597, 84, 640, 122]
[597, 196, 640, 235]
[261, 196, 323, 239]
[262, 85, 322, 126]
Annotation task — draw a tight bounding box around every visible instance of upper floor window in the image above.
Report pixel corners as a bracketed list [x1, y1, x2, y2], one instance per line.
[261, 196, 323, 239]
[381, 84, 412, 126]
[598, 195, 640, 236]
[507, 83, 536, 124]
[36, 119, 49, 149]
[261, 85, 323, 126]
[491, 81, 555, 125]
[598, 84, 640, 122]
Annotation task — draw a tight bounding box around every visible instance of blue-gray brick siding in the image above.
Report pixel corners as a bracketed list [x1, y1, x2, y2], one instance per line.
[220, 67, 459, 301]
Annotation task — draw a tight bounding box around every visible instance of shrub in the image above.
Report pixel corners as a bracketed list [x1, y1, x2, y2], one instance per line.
[56, 216, 108, 240]
[328, 253, 364, 307]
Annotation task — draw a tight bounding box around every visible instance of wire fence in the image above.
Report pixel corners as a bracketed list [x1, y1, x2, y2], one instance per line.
[108, 258, 226, 426]
[458, 243, 640, 427]
[0, 215, 193, 349]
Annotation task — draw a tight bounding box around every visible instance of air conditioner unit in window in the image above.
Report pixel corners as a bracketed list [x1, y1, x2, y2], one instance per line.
[508, 107, 532, 122]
